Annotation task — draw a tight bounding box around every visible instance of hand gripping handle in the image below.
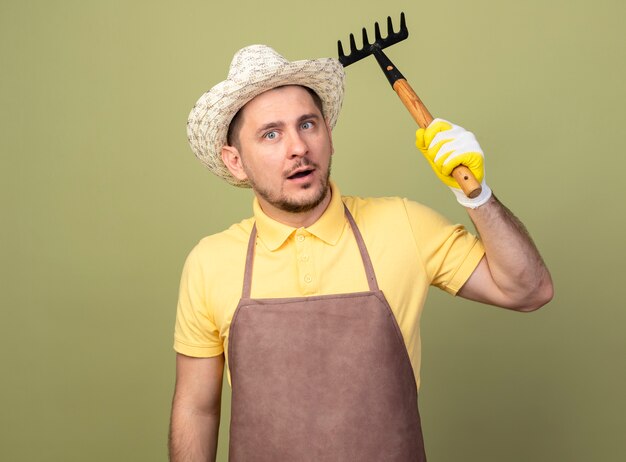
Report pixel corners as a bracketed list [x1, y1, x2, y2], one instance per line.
[393, 79, 482, 198]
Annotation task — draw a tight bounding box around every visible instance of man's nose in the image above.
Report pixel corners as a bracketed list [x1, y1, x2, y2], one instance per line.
[287, 131, 308, 158]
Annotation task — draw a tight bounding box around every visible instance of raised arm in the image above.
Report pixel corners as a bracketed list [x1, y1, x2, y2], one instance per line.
[169, 353, 224, 462]
[416, 119, 553, 311]
[458, 195, 553, 311]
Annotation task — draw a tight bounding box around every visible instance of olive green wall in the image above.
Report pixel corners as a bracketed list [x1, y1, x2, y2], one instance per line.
[2, 0, 624, 460]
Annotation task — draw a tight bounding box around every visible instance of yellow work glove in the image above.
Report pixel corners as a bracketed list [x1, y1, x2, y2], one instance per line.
[416, 118, 492, 208]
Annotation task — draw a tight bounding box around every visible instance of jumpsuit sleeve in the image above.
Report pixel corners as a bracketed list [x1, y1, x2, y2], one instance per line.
[402, 198, 485, 295]
[173, 244, 224, 357]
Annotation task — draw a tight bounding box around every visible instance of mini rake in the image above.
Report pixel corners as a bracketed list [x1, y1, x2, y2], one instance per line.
[337, 12, 481, 198]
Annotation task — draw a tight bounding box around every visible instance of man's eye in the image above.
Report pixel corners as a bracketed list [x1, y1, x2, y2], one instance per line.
[301, 122, 313, 130]
[264, 131, 278, 140]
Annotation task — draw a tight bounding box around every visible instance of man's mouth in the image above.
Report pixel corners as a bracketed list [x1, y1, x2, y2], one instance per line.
[287, 168, 314, 180]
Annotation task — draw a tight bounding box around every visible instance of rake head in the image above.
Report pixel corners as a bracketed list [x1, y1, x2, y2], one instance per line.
[337, 12, 408, 67]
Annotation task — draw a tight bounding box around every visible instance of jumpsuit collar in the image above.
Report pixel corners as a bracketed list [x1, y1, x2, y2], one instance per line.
[252, 181, 346, 251]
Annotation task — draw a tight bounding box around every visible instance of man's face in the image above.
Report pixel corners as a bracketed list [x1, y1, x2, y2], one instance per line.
[222, 86, 334, 218]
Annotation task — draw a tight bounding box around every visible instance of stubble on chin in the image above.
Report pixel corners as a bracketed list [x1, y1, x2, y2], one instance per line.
[251, 167, 331, 214]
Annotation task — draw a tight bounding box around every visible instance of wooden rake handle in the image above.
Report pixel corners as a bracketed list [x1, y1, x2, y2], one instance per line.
[392, 79, 482, 199]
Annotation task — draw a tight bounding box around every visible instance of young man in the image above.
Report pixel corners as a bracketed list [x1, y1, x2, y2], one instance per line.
[169, 45, 553, 462]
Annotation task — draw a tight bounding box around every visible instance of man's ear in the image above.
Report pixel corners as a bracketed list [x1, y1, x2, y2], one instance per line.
[221, 145, 248, 181]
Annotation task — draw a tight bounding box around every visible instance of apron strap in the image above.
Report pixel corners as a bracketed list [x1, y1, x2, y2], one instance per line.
[241, 224, 257, 299]
[343, 204, 380, 292]
[241, 203, 380, 298]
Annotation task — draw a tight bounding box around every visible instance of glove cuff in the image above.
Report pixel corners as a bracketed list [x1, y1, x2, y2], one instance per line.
[451, 181, 492, 209]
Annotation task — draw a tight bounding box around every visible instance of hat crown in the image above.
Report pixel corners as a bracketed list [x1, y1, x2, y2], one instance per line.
[227, 45, 289, 83]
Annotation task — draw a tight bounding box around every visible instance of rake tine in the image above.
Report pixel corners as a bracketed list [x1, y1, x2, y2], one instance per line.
[374, 22, 382, 43]
[349, 33, 358, 54]
[387, 16, 394, 36]
[337, 40, 346, 60]
[361, 27, 370, 47]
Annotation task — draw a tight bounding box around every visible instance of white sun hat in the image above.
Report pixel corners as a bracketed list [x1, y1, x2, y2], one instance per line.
[186, 44, 346, 187]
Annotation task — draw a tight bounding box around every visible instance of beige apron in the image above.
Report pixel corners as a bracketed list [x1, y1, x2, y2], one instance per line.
[228, 206, 426, 461]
